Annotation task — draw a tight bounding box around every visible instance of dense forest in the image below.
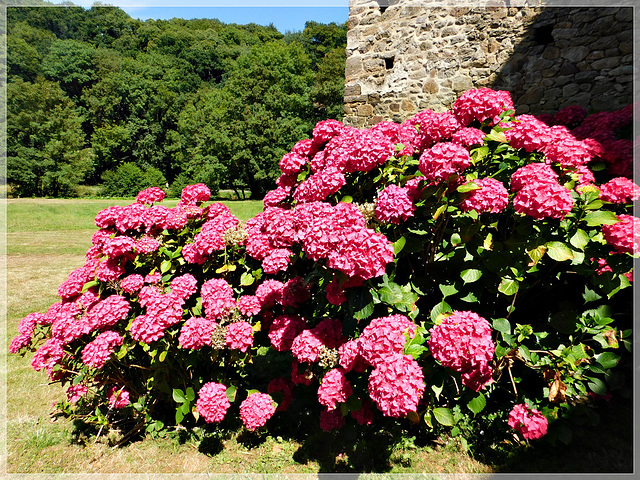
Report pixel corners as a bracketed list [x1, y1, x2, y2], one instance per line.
[6, 2, 348, 199]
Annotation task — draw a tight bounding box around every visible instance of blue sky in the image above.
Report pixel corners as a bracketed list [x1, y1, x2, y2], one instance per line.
[49, 1, 349, 33]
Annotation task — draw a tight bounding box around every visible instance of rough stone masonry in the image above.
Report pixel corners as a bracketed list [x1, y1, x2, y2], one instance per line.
[343, 0, 634, 127]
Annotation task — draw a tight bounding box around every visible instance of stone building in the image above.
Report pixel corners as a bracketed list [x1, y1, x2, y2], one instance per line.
[343, 0, 634, 127]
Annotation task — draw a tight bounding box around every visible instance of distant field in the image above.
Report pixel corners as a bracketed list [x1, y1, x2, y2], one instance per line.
[6, 198, 263, 232]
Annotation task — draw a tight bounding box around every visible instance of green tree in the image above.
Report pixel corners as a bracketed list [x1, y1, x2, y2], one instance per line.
[7, 22, 57, 82]
[42, 39, 98, 99]
[178, 41, 316, 199]
[295, 20, 347, 67]
[311, 46, 346, 120]
[100, 163, 166, 197]
[7, 78, 93, 197]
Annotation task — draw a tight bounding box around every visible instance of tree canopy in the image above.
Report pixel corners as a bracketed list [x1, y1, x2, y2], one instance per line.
[7, 4, 347, 198]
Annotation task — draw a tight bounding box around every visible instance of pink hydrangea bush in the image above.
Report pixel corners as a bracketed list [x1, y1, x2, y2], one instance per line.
[10, 89, 635, 453]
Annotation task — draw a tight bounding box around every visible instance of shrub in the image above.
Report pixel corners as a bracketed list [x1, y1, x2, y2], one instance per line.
[12, 89, 635, 456]
[100, 163, 166, 198]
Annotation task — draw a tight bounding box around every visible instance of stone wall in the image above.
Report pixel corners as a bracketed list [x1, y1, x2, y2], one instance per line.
[344, 0, 634, 127]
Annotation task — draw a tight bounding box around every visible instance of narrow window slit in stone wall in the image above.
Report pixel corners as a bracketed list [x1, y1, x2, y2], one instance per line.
[384, 57, 394, 70]
[533, 24, 554, 45]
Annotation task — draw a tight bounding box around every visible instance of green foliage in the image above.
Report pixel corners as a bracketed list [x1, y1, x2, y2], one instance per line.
[7, 77, 93, 197]
[7, 6, 347, 198]
[100, 163, 167, 198]
[43, 38, 98, 98]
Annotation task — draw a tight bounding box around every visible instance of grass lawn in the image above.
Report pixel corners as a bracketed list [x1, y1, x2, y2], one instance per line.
[3, 198, 633, 475]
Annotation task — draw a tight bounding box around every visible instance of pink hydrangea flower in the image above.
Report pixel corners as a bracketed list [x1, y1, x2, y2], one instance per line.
[539, 127, 593, 168]
[459, 178, 509, 214]
[201, 278, 236, 320]
[263, 186, 292, 208]
[326, 228, 394, 283]
[50, 302, 87, 345]
[135, 236, 160, 254]
[368, 353, 425, 418]
[553, 105, 587, 127]
[512, 181, 574, 220]
[136, 187, 166, 205]
[351, 399, 375, 426]
[96, 257, 126, 282]
[317, 368, 353, 411]
[262, 248, 293, 274]
[66, 384, 88, 403]
[508, 403, 548, 440]
[599, 177, 640, 204]
[85, 294, 131, 331]
[419, 142, 472, 184]
[239, 392, 276, 431]
[267, 377, 294, 412]
[320, 407, 346, 431]
[412, 110, 460, 150]
[225, 321, 254, 352]
[338, 339, 368, 373]
[142, 205, 171, 233]
[269, 314, 306, 352]
[510, 163, 558, 192]
[428, 310, 495, 391]
[144, 272, 161, 284]
[279, 152, 308, 174]
[255, 279, 284, 309]
[452, 88, 514, 126]
[92, 228, 114, 249]
[291, 329, 326, 363]
[30, 337, 65, 374]
[81, 331, 123, 369]
[237, 295, 261, 317]
[602, 215, 640, 255]
[179, 183, 211, 206]
[182, 243, 207, 264]
[120, 274, 144, 294]
[57, 264, 96, 300]
[170, 273, 199, 301]
[375, 184, 416, 224]
[94, 205, 122, 229]
[196, 382, 230, 423]
[293, 167, 346, 203]
[163, 207, 189, 230]
[312, 119, 345, 146]
[115, 203, 146, 233]
[451, 127, 486, 147]
[504, 115, 556, 153]
[359, 314, 417, 367]
[179, 317, 216, 350]
[107, 386, 130, 409]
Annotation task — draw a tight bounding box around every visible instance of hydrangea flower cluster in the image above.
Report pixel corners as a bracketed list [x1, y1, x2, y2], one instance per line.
[196, 382, 231, 423]
[428, 311, 495, 391]
[368, 353, 425, 418]
[375, 184, 416, 224]
[419, 142, 471, 184]
[602, 215, 640, 255]
[507, 403, 548, 440]
[317, 368, 353, 410]
[459, 178, 509, 214]
[81, 331, 123, 369]
[239, 392, 276, 431]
